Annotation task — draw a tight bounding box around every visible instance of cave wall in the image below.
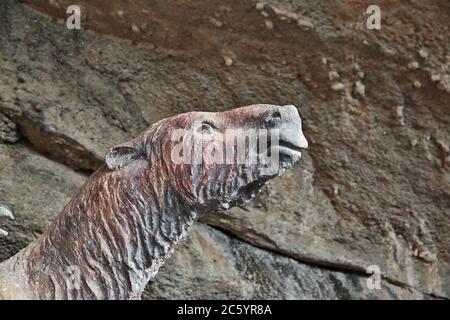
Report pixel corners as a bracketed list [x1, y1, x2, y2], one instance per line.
[0, 0, 449, 299]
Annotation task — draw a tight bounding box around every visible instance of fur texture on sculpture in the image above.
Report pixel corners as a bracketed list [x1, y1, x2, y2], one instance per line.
[0, 104, 308, 300]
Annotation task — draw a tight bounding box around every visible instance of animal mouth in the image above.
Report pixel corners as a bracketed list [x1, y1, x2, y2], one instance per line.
[279, 140, 303, 152]
[273, 140, 304, 158]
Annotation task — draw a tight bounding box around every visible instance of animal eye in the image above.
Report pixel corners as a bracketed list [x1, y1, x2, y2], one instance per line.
[201, 123, 212, 131]
[199, 121, 219, 133]
[265, 111, 282, 127]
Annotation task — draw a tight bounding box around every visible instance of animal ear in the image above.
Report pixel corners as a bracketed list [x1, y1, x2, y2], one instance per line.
[105, 145, 142, 170]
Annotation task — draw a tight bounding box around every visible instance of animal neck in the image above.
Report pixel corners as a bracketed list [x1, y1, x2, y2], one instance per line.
[24, 162, 198, 300]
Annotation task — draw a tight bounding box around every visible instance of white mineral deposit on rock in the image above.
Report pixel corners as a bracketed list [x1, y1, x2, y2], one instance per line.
[436, 139, 450, 154]
[224, 56, 233, 66]
[328, 71, 340, 81]
[408, 61, 419, 70]
[331, 82, 345, 91]
[209, 17, 223, 28]
[256, 2, 264, 11]
[131, 24, 140, 33]
[396, 105, 405, 126]
[265, 20, 274, 30]
[419, 48, 429, 59]
[354, 80, 366, 97]
[431, 73, 441, 82]
[332, 183, 339, 197]
[297, 18, 314, 30]
[437, 75, 450, 92]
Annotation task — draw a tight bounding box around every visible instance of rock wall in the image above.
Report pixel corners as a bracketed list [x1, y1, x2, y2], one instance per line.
[0, 0, 448, 299]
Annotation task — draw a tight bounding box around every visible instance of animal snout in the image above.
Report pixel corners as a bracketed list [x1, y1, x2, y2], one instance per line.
[266, 105, 308, 150]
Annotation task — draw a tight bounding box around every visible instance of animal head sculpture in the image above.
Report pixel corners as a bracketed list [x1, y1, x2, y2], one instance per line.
[105, 104, 308, 213]
[0, 104, 308, 300]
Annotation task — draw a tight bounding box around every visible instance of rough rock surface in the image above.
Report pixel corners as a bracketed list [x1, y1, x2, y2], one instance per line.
[145, 224, 432, 299]
[0, 0, 449, 299]
[0, 142, 85, 260]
